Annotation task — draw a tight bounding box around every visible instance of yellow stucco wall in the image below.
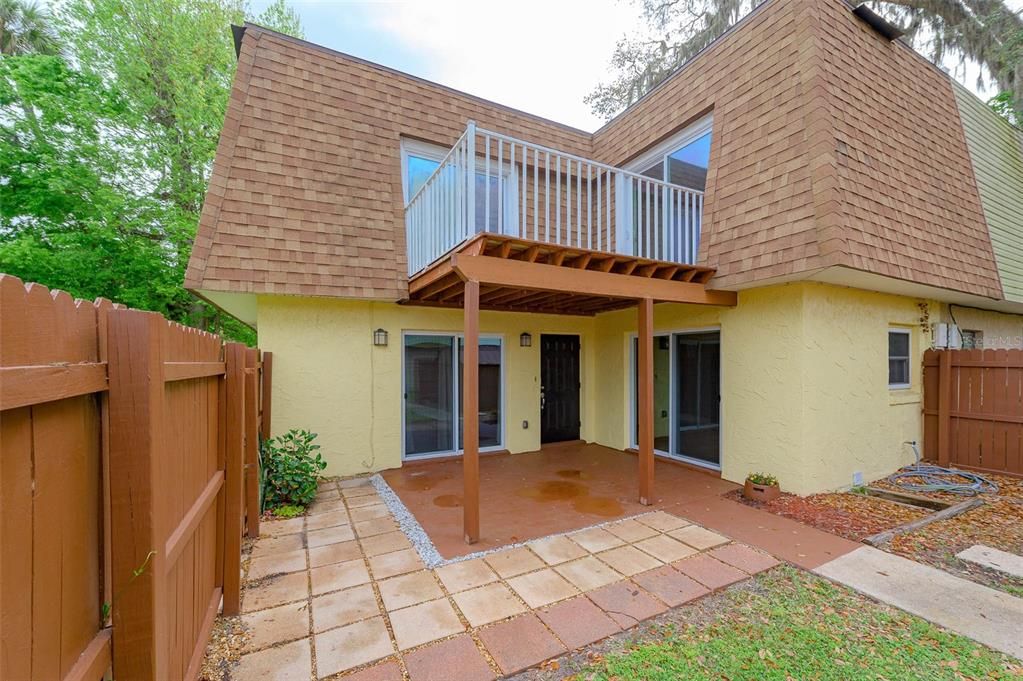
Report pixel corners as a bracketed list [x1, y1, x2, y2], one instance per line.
[256, 296, 597, 476]
[256, 282, 936, 495]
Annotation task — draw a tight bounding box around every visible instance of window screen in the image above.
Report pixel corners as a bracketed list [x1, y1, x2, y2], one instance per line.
[888, 330, 910, 387]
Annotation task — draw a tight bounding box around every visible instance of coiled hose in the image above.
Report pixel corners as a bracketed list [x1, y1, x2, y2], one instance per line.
[887, 441, 999, 496]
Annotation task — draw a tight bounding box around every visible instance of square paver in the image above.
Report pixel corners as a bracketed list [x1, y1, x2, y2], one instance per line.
[241, 602, 310, 652]
[316, 487, 341, 501]
[261, 516, 305, 537]
[310, 559, 370, 595]
[309, 540, 363, 568]
[250, 533, 305, 559]
[555, 556, 622, 592]
[435, 558, 498, 593]
[234, 637, 311, 680]
[362, 531, 413, 557]
[568, 527, 625, 553]
[315, 616, 394, 676]
[484, 547, 545, 578]
[308, 498, 345, 515]
[635, 511, 690, 533]
[247, 548, 306, 580]
[631, 565, 709, 607]
[369, 548, 425, 579]
[634, 534, 698, 563]
[604, 518, 660, 543]
[669, 525, 729, 550]
[597, 545, 663, 576]
[242, 571, 308, 613]
[312, 583, 380, 632]
[506, 568, 578, 609]
[348, 493, 386, 508]
[342, 484, 378, 498]
[537, 595, 620, 649]
[710, 544, 779, 574]
[389, 598, 465, 650]
[308, 524, 356, 548]
[674, 554, 748, 590]
[477, 613, 567, 675]
[404, 634, 496, 681]
[354, 516, 398, 537]
[306, 509, 350, 531]
[586, 580, 668, 628]
[452, 582, 527, 627]
[527, 535, 588, 565]
[340, 477, 373, 489]
[349, 504, 392, 523]
[341, 659, 403, 681]
[378, 570, 443, 611]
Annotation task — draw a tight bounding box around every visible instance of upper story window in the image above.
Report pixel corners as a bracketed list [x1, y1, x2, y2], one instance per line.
[631, 115, 713, 191]
[888, 328, 911, 389]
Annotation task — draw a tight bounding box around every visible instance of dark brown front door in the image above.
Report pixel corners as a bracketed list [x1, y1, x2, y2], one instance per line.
[540, 334, 580, 443]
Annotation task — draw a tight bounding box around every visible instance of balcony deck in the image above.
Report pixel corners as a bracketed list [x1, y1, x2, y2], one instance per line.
[405, 234, 725, 315]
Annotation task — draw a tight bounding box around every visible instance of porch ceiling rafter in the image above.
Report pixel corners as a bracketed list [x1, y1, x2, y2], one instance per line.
[404, 234, 736, 315]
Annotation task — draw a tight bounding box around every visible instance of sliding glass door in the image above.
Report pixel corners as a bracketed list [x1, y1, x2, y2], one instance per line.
[404, 334, 502, 459]
[632, 330, 721, 469]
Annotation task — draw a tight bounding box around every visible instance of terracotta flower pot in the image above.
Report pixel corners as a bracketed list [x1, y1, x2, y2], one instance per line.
[744, 479, 780, 502]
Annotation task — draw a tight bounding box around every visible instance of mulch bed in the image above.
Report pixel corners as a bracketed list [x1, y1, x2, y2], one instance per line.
[725, 489, 928, 542]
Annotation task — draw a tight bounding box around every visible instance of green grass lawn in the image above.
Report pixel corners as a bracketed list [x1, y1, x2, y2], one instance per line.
[582, 567, 1021, 680]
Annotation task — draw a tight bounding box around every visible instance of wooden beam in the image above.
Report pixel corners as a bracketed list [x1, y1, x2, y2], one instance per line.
[637, 299, 654, 505]
[451, 255, 737, 306]
[0, 362, 107, 410]
[597, 257, 616, 273]
[163, 361, 225, 382]
[400, 298, 596, 317]
[416, 275, 461, 301]
[409, 259, 456, 294]
[655, 266, 679, 280]
[519, 245, 541, 262]
[572, 254, 592, 269]
[498, 240, 513, 258]
[463, 281, 481, 544]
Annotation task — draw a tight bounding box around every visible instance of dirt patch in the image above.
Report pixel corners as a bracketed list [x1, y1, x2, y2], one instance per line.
[725, 489, 928, 542]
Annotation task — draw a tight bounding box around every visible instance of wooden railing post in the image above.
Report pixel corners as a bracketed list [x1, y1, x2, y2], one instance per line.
[937, 350, 952, 467]
[637, 298, 655, 505]
[463, 280, 480, 544]
[107, 309, 167, 681]
[222, 343, 246, 615]
[261, 351, 273, 440]
[244, 347, 260, 537]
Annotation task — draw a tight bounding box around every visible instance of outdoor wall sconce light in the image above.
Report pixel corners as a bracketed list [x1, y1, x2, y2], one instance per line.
[520, 332, 532, 347]
[373, 328, 388, 347]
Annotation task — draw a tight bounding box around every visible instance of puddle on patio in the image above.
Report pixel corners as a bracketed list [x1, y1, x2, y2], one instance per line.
[432, 493, 462, 507]
[516, 478, 624, 517]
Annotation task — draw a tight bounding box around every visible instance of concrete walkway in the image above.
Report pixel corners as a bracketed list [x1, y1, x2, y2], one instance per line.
[815, 546, 1023, 660]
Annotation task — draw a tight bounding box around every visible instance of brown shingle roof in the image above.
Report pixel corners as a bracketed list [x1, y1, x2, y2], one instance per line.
[186, 0, 1003, 302]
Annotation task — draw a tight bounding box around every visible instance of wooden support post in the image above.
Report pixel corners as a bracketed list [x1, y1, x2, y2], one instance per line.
[463, 279, 481, 544]
[107, 309, 167, 681]
[637, 298, 655, 505]
[937, 350, 952, 467]
[244, 347, 260, 538]
[222, 343, 246, 615]
[261, 351, 273, 440]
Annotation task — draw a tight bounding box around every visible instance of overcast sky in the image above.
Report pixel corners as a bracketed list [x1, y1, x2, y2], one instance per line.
[251, 0, 1023, 133]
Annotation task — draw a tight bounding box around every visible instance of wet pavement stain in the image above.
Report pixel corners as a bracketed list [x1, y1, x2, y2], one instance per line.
[556, 469, 590, 480]
[572, 495, 624, 517]
[516, 479, 588, 501]
[432, 494, 462, 508]
[396, 472, 445, 492]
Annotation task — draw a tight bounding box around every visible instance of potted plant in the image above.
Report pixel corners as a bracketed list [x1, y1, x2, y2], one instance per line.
[743, 472, 780, 502]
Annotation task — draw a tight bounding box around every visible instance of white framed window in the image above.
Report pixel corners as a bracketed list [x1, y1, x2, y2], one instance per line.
[399, 138, 518, 233]
[888, 328, 911, 389]
[626, 114, 713, 192]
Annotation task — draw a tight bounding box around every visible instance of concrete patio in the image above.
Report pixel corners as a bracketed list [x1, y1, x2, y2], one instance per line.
[230, 476, 783, 680]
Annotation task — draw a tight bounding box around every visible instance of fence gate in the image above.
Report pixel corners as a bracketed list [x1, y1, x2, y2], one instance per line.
[923, 348, 1023, 476]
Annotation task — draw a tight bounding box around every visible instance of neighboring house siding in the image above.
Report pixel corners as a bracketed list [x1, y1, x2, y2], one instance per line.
[953, 82, 1023, 303]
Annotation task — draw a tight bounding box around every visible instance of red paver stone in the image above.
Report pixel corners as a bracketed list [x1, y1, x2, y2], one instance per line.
[537, 595, 620, 649]
[586, 581, 667, 628]
[404, 634, 495, 681]
[477, 614, 567, 675]
[631, 565, 709, 607]
[674, 553, 748, 590]
[710, 543, 780, 574]
[342, 658, 404, 681]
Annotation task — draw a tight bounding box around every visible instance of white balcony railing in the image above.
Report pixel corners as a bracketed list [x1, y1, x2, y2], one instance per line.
[404, 121, 704, 275]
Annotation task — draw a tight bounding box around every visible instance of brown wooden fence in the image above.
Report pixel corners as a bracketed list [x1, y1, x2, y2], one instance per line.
[923, 348, 1023, 476]
[0, 275, 272, 681]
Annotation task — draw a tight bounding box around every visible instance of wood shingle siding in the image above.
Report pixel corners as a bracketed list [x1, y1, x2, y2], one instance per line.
[952, 82, 1023, 303]
[186, 0, 1006, 303]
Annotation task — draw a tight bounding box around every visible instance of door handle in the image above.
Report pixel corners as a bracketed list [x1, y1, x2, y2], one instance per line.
[540, 389, 546, 410]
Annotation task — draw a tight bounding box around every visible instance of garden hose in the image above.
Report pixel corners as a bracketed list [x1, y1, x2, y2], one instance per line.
[886, 441, 998, 497]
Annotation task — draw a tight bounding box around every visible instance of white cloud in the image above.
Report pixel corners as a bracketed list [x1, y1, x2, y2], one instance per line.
[358, 0, 641, 131]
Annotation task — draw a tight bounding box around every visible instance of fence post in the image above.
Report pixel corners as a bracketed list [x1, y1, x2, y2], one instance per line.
[261, 351, 273, 440]
[222, 343, 246, 615]
[244, 347, 260, 538]
[107, 309, 167, 681]
[937, 350, 952, 467]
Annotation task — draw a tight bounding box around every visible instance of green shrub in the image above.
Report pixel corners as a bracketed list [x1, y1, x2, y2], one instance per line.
[272, 504, 305, 519]
[746, 472, 778, 486]
[261, 429, 326, 509]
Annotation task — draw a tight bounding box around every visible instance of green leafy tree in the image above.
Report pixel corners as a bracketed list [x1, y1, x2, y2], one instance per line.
[589, 0, 1023, 124]
[0, 0, 59, 56]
